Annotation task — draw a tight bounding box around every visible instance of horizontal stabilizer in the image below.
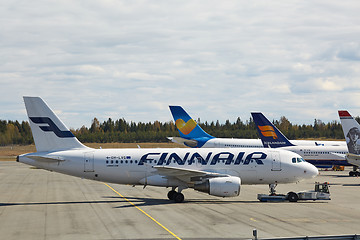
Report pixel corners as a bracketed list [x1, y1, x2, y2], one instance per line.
[330, 152, 346, 159]
[167, 137, 198, 147]
[27, 155, 65, 162]
[346, 153, 360, 167]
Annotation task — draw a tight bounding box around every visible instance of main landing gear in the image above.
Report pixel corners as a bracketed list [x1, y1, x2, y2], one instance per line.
[349, 166, 360, 177]
[167, 187, 185, 203]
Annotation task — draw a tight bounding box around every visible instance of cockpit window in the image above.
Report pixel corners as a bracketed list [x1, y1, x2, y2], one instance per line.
[292, 157, 305, 163]
[297, 157, 305, 163]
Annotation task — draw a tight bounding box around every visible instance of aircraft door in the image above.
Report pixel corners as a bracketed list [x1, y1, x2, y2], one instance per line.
[271, 151, 281, 171]
[84, 152, 94, 172]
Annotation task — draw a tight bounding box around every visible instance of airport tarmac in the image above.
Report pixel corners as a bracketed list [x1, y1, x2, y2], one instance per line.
[1, 161, 360, 240]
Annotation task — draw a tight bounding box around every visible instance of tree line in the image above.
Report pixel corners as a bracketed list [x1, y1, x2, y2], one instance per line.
[1, 116, 359, 146]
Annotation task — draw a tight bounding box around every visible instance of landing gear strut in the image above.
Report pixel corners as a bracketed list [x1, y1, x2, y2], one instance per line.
[167, 186, 186, 203]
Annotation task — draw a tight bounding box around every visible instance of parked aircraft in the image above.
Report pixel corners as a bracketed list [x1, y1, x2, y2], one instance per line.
[17, 97, 318, 202]
[169, 106, 345, 148]
[252, 112, 350, 169]
[338, 110, 360, 176]
[168, 106, 262, 148]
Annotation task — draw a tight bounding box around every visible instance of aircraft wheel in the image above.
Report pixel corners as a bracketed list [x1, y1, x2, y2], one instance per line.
[167, 190, 177, 200]
[349, 171, 355, 177]
[173, 193, 185, 203]
[287, 192, 298, 202]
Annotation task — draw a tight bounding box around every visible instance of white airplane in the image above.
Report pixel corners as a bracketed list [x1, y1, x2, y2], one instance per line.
[17, 97, 318, 203]
[168, 106, 346, 148]
[252, 112, 350, 169]
[338, 110, 360, 176]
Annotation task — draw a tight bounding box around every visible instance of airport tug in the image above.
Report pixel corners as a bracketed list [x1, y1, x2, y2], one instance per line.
[257, 182, 331, 202]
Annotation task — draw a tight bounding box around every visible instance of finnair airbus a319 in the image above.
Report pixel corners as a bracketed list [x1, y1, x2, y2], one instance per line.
[18, 97, 318, 203]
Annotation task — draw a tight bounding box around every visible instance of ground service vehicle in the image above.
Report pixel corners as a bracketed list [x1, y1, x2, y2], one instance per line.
[257, 182, 330, 202]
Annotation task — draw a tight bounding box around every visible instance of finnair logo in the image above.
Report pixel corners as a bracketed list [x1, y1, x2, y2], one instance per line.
[138, 151, 266, 166]
[29, 117, 74, 138]
[258, 125, 278, 139]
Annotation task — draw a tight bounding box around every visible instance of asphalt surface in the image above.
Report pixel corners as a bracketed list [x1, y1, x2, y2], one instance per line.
[1, 161, 360, 240]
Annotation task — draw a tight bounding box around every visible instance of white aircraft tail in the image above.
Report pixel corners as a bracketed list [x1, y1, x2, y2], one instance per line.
[24, 96, 88, 152]
[338, 110, 360, 155]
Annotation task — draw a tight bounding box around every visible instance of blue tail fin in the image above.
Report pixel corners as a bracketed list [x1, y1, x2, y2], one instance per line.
[169, 106, 214, 147]
[251, 112, 294, 148]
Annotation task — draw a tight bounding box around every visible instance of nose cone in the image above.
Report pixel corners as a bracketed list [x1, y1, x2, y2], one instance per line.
[304, 163, 319, 179]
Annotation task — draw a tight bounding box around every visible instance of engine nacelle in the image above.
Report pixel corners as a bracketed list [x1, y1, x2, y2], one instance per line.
[194, 176, 241, 197]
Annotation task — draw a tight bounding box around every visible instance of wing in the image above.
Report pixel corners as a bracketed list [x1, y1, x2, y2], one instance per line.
[153, 166, 228, 184]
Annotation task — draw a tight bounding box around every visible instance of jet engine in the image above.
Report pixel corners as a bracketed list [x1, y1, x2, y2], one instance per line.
[194, 176, 241, 197]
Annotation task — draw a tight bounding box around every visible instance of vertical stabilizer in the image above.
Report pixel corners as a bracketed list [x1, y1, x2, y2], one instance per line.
[169, 106, 214, 147]
[338, 110, 360, 155]
[24, 96, 87, 152]
[251, 112, 294, 148]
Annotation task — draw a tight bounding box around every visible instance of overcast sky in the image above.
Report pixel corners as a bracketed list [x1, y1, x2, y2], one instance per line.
[2, 1, 360, 129]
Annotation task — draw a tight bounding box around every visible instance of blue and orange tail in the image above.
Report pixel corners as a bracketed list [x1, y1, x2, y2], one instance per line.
[169, 106, 214, 147]
[251, 112, 294, 148]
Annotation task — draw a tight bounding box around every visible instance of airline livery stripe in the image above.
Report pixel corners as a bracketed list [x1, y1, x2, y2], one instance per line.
[104, 183, 182, 240]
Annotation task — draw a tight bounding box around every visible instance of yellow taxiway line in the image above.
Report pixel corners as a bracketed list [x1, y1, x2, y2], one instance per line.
[104, 183, 182, 240]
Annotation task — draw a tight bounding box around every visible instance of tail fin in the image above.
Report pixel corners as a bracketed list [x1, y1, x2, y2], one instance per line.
[169, 106, 214, 147]
[251, 112, 294, 148]
[24, 97, 87, 152]
[338, 110, 360, 155]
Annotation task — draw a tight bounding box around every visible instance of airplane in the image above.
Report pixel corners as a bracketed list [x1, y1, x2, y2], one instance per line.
[251, 112, 350, 169]
[168, 105, 346, 148]
[17, 97, 318, 203]
[168, 106, 263, 148]
[338, 110, 360, 176]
